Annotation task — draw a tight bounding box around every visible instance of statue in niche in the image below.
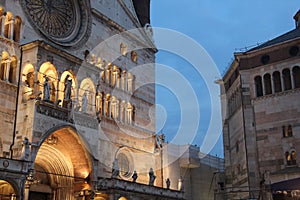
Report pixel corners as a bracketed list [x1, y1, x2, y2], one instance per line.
[166, 178, 171, 189]
[120, 43, 127, 56]
[21, 137, 30, 161]
[43, 76, 51, 101]
[111, 158, 119, 178]
[96, 57, 102, 68]
[132, 170, 138, 183]
[178, 176, 184, 191]
[131, 51, 137, 63]
[148, 168, 156, 186]
[82, 92, 88, 113]
[25, 72, 35, 89]
[90, 54, 96, 64]
[64, 75, 72, 100]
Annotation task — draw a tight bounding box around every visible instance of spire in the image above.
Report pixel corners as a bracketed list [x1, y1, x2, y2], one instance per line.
[293, 9, 300, 29]
[132, 0, 150, 26]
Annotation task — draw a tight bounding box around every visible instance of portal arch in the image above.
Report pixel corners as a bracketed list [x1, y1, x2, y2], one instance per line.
[30, 125, 93, 199]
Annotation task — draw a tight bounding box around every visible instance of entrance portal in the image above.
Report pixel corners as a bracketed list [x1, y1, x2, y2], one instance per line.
[0, 180, 16, 200]
[29, 126, 92, 200]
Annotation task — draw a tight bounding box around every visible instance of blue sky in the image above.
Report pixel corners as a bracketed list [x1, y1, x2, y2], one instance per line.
[151, 1, 300, 157]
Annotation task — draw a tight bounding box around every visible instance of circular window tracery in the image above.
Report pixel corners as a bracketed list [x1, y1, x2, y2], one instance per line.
[21, 0, 91, 48]
[117, 151, 133, 179]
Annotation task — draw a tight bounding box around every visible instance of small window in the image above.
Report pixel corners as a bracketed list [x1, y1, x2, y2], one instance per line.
[286, 151, 297, 166]
[254, 76, 263, 97]
[263, 73, 272, 95]
[291, 151, 297, 165]
[283, 125, 293, 138]
[130, 51, 137, 63]
[236, 141, 239, 153]
[283, 68, 292, 91]
[286, 151, 292, 165]
[273, 71, 282, 93]
[293, 66, 300, 88]
[287, 125, 293, 137]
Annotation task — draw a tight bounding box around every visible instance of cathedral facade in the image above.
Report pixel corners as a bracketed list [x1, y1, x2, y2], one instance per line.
[0, 0, 184, 199]
[219, 10, 300, 200]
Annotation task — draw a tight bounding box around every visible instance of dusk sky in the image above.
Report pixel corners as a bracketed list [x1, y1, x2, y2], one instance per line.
[150, 1, 300, 157]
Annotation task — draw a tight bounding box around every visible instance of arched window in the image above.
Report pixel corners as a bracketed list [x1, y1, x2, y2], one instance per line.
[112, 66, 119, 87]
[59, 71, 77, 105]
[126, 102, 133, 125]
[263, 73, 272, 95]
[131, 51, 137, 63]
[254, 76, 263, 97]
[106, 64, 112, 85]
[286, 151, 291, 165]
[105, 94, 111, 117]
[120, 43, 128, 56]
[0, 7, 5, 36]
[100, 71, 105, 83]
[0, 51, 10, 81]
[292, 66, 300, 88]
[120, 101, 126, 123]
[287, 125, 293, 137]
[13, 16, 22, 42]
[121, 70, 127, 91]
[291, 151, 297, 165]
[39, 62, 59, 103]
[79, 78, 96, 114]
[111, 96, 119, 119]
[96, 92, 103, 115]
[273, 71, 282, 93]
[127, 73, 133, 93]
[23, 64, 34, 85]
[282, 125, 293, 138]
[282, 126, 286, 137]
[283, 68, 292, 91]
[286, 150, 297, 166]
[9, 55, 17, 84]
[4, 12, 13, 39]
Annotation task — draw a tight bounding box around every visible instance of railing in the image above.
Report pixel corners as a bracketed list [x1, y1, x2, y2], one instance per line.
[97, 178, 185, 199]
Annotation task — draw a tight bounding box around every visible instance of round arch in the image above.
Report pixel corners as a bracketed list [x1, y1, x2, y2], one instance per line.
[59, 70, 78, 103]
[0, 179, 18, 199]
[39, 62, 58, 102]
[31, 125, 93, 199]
[79, 78, 96, 114]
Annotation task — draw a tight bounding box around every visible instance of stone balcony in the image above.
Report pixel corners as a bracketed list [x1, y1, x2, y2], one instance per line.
[0, 157, 30, 174]
[96, 178, 185, 200]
